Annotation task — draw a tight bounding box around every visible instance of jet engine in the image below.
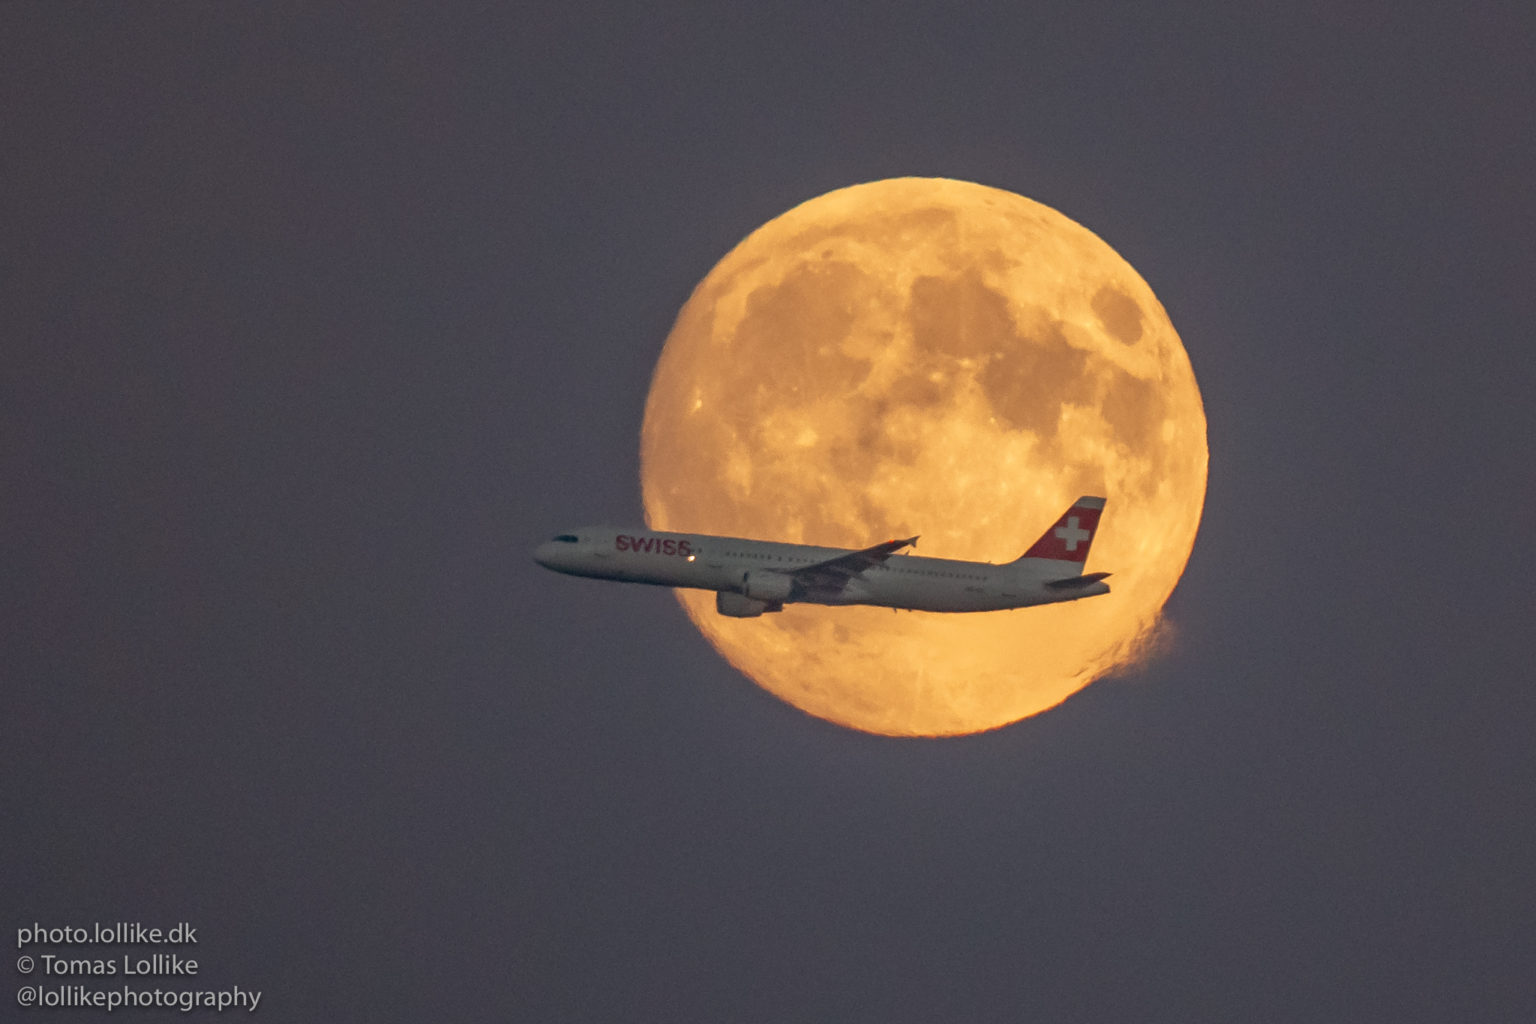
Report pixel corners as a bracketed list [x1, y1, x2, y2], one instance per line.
[741, 569, 795, 603]
[716, 591, 780, 618]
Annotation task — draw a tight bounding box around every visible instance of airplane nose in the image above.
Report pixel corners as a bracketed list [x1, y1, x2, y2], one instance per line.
[533, 542, 558, 568]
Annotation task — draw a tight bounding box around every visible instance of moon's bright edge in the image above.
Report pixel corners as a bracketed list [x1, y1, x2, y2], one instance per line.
[641, 178, 1207, 736]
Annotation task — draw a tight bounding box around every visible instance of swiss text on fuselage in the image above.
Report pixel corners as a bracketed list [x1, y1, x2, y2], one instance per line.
[615, 534, 693, 558]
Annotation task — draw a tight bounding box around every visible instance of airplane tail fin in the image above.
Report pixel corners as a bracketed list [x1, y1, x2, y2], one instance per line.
[1011, 496, 1106, 571]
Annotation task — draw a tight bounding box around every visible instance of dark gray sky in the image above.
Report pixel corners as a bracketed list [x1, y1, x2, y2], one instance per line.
[6, 3, 1533, 1021]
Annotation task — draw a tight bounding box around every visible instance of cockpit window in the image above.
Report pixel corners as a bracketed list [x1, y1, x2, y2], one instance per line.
[552, 534, 579, 543]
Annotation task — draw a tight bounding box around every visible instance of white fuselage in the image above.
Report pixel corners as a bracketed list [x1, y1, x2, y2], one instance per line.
[533, 526, 1109, 613]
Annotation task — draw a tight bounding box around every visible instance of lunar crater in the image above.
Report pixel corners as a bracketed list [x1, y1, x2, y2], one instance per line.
[1092, 284, 1146, 345]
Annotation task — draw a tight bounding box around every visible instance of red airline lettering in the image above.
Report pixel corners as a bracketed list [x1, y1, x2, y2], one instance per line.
[614, 534, 693, 558]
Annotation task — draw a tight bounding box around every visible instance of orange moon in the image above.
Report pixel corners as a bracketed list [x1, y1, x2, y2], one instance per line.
[640, 178, 1207, 736]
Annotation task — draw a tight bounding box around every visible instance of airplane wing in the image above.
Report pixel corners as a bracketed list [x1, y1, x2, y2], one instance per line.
[789, 536, 918, 590]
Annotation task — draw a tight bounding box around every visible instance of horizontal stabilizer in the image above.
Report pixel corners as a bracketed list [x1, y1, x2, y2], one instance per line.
[1045, 571, 1112, 590]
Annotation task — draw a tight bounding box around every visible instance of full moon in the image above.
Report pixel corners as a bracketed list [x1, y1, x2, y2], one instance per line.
[641, 178, 1206, 736]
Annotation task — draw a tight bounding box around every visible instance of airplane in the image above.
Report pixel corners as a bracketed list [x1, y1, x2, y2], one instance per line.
[533, 496, 1111, 617]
